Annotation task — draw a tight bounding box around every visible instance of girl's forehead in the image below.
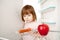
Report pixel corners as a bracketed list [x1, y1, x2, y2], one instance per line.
[23, 9, 33, 15]
[23, 11, 32, 15]
[23, 13, 32, 16]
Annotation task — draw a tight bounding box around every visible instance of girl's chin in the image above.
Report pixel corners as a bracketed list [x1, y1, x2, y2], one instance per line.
[26, 21, 32, 23]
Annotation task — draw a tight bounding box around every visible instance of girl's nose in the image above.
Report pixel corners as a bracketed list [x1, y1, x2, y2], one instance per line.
[26, 16, 29, 19]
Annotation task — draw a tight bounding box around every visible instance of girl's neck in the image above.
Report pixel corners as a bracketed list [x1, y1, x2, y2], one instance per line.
[25, 20, 36, 23]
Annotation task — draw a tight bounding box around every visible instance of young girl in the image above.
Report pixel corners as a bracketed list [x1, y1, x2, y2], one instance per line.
[18, 5, 40, 40]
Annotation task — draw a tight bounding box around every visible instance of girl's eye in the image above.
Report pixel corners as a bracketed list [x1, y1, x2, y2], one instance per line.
[28, 14, 31, 16]
[23, 15, 26, 17]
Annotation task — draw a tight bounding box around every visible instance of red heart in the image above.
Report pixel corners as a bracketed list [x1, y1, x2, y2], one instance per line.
[38, 24, 49, 36]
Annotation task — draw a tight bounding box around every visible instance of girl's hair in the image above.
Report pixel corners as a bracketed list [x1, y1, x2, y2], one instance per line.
[21, 5, 37, 22]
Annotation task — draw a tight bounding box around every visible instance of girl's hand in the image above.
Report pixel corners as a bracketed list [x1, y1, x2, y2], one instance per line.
[29, 30, 41, 37]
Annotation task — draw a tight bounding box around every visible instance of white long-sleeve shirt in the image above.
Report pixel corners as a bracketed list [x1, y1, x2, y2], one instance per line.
[22, 21, 41, 40]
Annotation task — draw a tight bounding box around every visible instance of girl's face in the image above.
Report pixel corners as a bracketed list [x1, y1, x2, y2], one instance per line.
[23, 13, 33, 23]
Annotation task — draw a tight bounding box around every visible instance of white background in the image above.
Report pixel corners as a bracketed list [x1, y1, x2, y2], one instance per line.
[0, 0, 60, 40]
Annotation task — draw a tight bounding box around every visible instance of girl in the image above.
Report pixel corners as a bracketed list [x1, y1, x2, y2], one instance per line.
[18, 5, 40, 40]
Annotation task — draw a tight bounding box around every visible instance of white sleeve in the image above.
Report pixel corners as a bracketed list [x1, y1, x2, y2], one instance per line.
[32, 21, 41, 32]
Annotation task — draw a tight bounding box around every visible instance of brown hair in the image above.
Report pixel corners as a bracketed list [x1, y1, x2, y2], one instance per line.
[21, 5, 37, 22]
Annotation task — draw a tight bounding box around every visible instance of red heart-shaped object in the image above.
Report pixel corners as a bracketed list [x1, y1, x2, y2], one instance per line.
[38, 24, 49, 36]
